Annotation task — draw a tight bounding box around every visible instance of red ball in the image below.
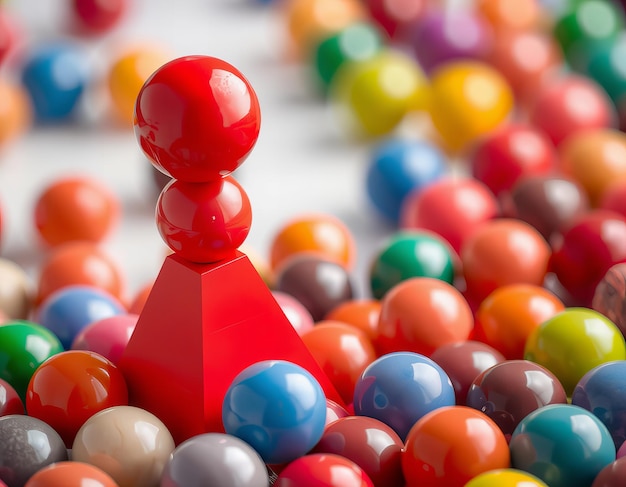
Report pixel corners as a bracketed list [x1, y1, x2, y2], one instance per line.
[156, 176, 252, 263]
[469, 123, 557, 197]
[400, 176, 499, 255]
[274, 453, 375, 487]
[26, 350, 128, 448]
[527, 74, 616, 146]
[550, 209, 626, 306]
[0, 378, 24, 416]
[71, 0, 128, 34]
[135, 55, 261, 182]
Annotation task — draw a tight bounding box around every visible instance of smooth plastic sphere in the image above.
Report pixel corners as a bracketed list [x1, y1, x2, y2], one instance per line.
[312, 416, 404, 487]
[558, 129, 626, 205]
[430, 340, 506, 405]
[34, 176, 119, 247]
[460, 218, 551, 305]
[369, 231, 456, 300]
[403, 7, 493, 74]
[549, 210, 626, 306]
[0, 80, 32, 146]
[572, 361, 626, 450]
[427, 60, 514, 153]
[73, 405, 175, 487]
[156, 177, 252, 263]
[20, 42, 89, 122]
[36, 240, 126, 305]
[0, 415, 68, 487]
[0, 378, 24, 416]
[374, 277, 473, 357]
[582, 33, 626, 105]
[274, 453, 374, 487]
[324, 299, 381, 343]
[475, 284, 565, 360]
[510, 404, 616, 487]
[353, 351, 455, 440]
[501, 175, 590, 244]
[26, 350, 129, 447]
[363, 0, 427, 38]
[469, 123, 557, 197]
[70, 0, 128, 34]
[269, 213, 356, 272]
[134, 55, 260, 182]
[0, 257, 33, 319]
[325, 398, 350, 426]
[477, 0, 541, 31]
[365, 138, 447, 223]
[592, 457, 626, 487]
[466, 360, 568, 441]
[160, 432, 267, 487]
[273, 291, 314, 336]
[465, 469, 548, 486]
[107, 46, 171, 125]
[402, 406, 510, 487]
[329, 49, 428, 138]
[36, 285, 126, 350]
[400, 176, 499, 255]
[0, 320, 63, 400]
[71, 313, 138, 364]
[274, 254, 354, 322]
[527, 73, 616, 146]
[301, 320, 377, 405]
[524, 307, 626, 395]
[24, 462, 119, 487]
[222, 360, 327, 465]
[593, 262, 626, 336]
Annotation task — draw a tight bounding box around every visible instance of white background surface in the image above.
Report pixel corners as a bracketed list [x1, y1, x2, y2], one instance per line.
[0, 0, 400, 302]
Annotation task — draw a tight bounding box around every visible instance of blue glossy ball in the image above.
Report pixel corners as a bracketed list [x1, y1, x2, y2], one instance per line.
[510, 403, 616, 487]
[572, 360, 626, 451]
[366, 138, 447, 223]
[36, 285, 125, 350]
[20, 43, 89, 122]
[353, 351, 455, 440]
[222, 360, 327, 465]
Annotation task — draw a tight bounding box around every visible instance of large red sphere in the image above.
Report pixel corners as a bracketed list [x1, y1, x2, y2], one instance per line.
[134, 55, 261, 182]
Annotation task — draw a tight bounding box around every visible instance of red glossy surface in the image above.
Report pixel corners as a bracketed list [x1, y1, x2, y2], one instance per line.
[26, 350, 129, 447]
[461, 219, 551, 305]
[34, 176, 119, 247]
[71, 313, 138, 365]
[400, 177, 499, 254]
[135, 55, 261, 182]
[35, 241, 126, 306]
[470, 123, 557, 197]
[402, 406, 510, 486]
[71, 0, 128, 33]
[325, 398, 350, 426]
[118, 252, 343, 445]
[527, 74, 616, 146]
[430, 340, 506, 405]
[301, 320, 377, 404]
[374, 277, 473, 357]
[0, 378, 24, 416]
[313, 416, 405, 487]
[274, 453, 375, 487]
[550, 210, 626, 306]
[156, 177, 251, 263]
[24, 461, 118, 487]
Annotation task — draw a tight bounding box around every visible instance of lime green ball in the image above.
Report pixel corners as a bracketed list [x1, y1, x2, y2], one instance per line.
[524, 307, 626, 395]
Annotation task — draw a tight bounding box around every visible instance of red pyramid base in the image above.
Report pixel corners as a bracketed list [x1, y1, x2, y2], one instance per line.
[118, 251, 343, 444]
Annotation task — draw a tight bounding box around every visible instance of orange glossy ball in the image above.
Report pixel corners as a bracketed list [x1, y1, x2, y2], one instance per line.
[375, 277, 474, 357]
[25, 461, 119, 487]
[301, 320, 377, 405]
[325, 299, 381, 343]
[34, 176, 119, 247]
[475, 284, 565, 359]
[461, 219, 551, 305]
[558, 128, 626, 206]
[0, 80, 31, 146]
[36, 241, 125, 306]
[477, 0, 541, 31]
[270, 213, 356, 272]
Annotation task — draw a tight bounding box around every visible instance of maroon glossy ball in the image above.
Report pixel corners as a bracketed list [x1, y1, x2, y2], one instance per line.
[593, 263, 626, 337]
[466, 359, 568, 441]
[156, 176, 252, 263]
[0, 378, 24, 416]
[501, 174, 590, 244]
[469, 123, 557, 197]
[550, 209, 626, 306]
[592, 456, 626, 487]
[135, 55, 261, 182]
[430, 340, 506, 405]
[274, 255, 355, 322]
[312, 416, 404, 487]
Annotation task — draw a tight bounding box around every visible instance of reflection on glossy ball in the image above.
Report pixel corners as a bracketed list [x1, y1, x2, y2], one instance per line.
[274, 453, 375, 486]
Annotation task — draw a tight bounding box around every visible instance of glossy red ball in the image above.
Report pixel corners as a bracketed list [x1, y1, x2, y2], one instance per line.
[135, 55, 261, 182]
[156, 176, 252, 263]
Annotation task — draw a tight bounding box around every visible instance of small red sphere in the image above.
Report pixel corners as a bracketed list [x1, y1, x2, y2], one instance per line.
[469, 123, 557, 197]
[71, 0, 128, 34]
[156, 176, 252, 263]
[274, 453, 375, 487]
[134, 55, 261, 182]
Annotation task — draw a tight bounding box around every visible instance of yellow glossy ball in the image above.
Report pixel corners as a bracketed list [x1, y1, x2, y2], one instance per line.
[465, 469, 548, 486]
